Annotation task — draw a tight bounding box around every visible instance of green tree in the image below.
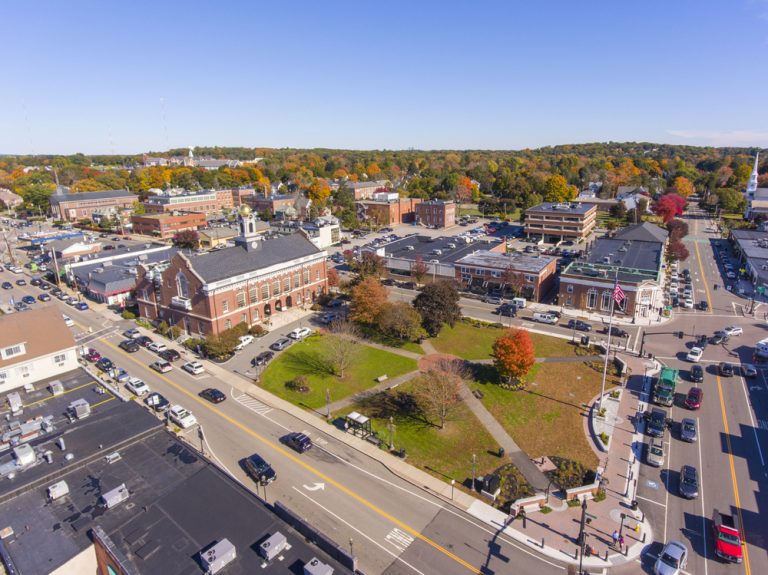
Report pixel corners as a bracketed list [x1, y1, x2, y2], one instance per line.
[172, 229, 200, 249]
[543, 175, 577, 203]
[714, 188, 746, 213]
[376, 302, 425, 341]
[413, 280, 461, 336]
[132, 200, 146, 215]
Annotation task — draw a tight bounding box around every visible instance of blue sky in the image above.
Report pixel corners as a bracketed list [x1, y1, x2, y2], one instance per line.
[2, 0, 767, 153]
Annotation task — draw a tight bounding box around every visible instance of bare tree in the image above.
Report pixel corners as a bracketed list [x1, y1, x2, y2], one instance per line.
[323, 319, 362, 378]
[501, 266, 526, 297]
[413, 358, 468, 429]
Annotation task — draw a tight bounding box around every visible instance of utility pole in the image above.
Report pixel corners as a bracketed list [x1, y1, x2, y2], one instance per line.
[578, 499, 588, 575]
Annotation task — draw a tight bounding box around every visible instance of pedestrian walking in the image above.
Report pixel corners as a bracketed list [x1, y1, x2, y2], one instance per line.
[611, 530, 619, 547]
[618, 534, 625, 549]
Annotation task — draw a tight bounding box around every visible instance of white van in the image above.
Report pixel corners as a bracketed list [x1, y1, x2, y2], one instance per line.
[532, 312, 558, 325]
[512, 297, 527, 309]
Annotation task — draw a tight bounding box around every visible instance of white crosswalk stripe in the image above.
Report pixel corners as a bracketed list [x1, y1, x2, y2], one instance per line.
[385, 528, 414, 552]
[233, 393, 273, 415]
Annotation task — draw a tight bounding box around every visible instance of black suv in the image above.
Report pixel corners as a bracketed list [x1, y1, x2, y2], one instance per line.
[159, 349, 181, 362]
[646, 408, 668, 437]
[567, 319, 592, 332]
[689, 364, 704, 383]
[254, 351, 274, 366]
[285, 432, 313, 453]
[243, 453, 276, 484]
[719, 362, 734, 377]
[604, 326, 628, 338]
[119, 339, 140, 353]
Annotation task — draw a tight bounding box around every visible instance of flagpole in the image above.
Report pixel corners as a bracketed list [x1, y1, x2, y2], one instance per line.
[598, 270, 619, 412]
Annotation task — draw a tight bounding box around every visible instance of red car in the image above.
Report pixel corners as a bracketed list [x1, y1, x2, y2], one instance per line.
[685, 387, 703, 410]
[84, 348, 101, 362]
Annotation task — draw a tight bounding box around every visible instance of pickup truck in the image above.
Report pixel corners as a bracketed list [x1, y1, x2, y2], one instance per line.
[712, 509, 743, 563]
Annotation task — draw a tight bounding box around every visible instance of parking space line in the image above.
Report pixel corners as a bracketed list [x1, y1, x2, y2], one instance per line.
[635, 495, 666, 508]
[22, 381, 98, 408]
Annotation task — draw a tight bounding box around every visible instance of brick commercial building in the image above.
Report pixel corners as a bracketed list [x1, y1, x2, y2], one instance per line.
[454, 250, 557, 302]
[143, 189, 234, 215]
[50, 189, 136, 222]
[356, 197, 422, 226]
[131, 212, 207, 239]
[344, 180, 392, 200]
[524, 202, 597, 243]
[136, 205, 328, 336]
[416, 200, 456, 228]
[557, 222, 668, 321]
[246, 193, 310, 219]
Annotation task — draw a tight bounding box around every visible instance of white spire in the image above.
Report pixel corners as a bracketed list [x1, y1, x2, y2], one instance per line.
[747, 151, 760, 195]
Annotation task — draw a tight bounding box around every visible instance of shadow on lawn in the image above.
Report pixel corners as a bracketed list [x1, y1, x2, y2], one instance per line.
[280, 349, 336, 377]
[356, 388, 434, 428]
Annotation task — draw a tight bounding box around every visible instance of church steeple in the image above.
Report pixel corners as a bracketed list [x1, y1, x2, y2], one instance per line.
[747, 151, 760, 197]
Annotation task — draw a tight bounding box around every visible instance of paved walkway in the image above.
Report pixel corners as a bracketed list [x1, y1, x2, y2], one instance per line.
[324, 370, 420, 413]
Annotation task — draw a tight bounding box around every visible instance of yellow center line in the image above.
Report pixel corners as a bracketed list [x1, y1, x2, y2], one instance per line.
[715, 374, 751, 575]
[100, 337, 482, 574]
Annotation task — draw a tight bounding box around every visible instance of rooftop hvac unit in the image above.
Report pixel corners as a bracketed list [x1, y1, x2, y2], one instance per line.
[259, 532, 288, 561]
[6, 392, 22, 415]
[47, 480, 69, 502]
[68, 399, 91, 420]
[13, 444, 36, 467]
[48, 381, 65, 396]
[304, 557, 334, 575]
[100, 483, 129, 509]
[200, 539, 237, 574]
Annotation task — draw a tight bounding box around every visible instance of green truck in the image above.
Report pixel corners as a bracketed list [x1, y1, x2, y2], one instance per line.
[652, 367, 678, 407]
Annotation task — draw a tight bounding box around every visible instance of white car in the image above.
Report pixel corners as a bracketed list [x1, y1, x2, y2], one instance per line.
[62, 314, 74, 327]
[168, 405, 197, 429]
[148, 342, 168, 353]
[126, 377, 150, 396]
[683, 298, 694, 309]
[686, 347, 703, 362]
[235, 335, 254, 351]
[289, 327, 312, 340]
[182, 361, 205, 375]
[723, 325, 743, 337]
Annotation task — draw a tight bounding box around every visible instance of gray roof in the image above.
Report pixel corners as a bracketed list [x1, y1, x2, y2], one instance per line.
[526, 202, 596, 215]
[198, 227, 240, 240]
[731, 230, 768, 259]
[71, 245, 177, 285]
[456, 250, 555, 274]
[0, 371, 348, 575]
[373, 234, 504, 265]
[561, 233, 664, 284]
[50, 189, 134, 204]
[187, 232, 321, 282]
[86, 266, 137, 294]
[612, 222, 668, 244]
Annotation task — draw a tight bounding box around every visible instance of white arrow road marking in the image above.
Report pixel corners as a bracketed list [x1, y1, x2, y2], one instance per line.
[302, 482, 325, 491]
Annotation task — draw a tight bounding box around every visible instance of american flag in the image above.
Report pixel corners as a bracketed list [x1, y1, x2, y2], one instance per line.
[613, 283, 625, 304]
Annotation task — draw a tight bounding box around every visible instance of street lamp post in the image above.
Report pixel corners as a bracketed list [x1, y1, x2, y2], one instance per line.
[388, 416, 395, 451]
[349, 538, 354, 558]
[578, 499, 588, 575]
[471, 453, 477, 491]
[451, 479, 455, 500]
[325, 388, 331, 420]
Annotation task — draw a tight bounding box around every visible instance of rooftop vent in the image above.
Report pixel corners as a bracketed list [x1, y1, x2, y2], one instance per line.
[259, 532, 288, 561]
[200, 539, 237, 574]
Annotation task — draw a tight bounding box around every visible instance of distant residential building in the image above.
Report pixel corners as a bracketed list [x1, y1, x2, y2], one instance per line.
[416, 200, 456, 228]
[135, 206, 328, 336]
[142, 155, 169, 167]
[454, 250, 557, 302]
[356, 197, 422, 226]
[0, 188, 23, 209]
[274, 216, 341, 249]
[50, 189, 136, 222]
[524, 202, 597, 243]
[0, 306, 78, 391]
[143, 189, 233, 215]
[558, 222, 668, 321]
[344, 180, 392, 200]
[246, 193, 307, 219]
[131, 212, 207, 239]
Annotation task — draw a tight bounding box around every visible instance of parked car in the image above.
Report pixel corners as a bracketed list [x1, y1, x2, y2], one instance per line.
[125, 377, 150, 396]
[270, 338, 292, 351]
[689, 364, 704, 383]
[159, 349, 181, 362]
[719, 362, 734, 377]
[680, 417, 698, 442]
[289, 327, 312, 340]
[136, 336, 153, 347]
[742, 363, 758, 378]
[604, 326, 628, 337]
[285, 432, 313, 453]
[122, 328, 140, 339]
[62, 314, 74, 327]
[243, 453, 276, 484]
[1, 282, 12, 290]
[144, 392, 170, 412]
[75, 302, 89, 311]
[647, 437, 665, 467]
[95, 357, 114, 372]
[695, 334, 708, 349]
[254, 351, 274, 366]
[199, 388, 226, 404]
[699, 300, 709, 311]
[235, 335, 254, 351]
[168, 405, 197, 428]
[37, 293, 51, 302]
[147, 342, 168, 353]
[654, 540, 688, 575]
[685, 347, 703, 363]
[84, 348, 101, 362]
[684, 387, 703, 410]
[723, 325, 743, 337]
[113, 368, 131, 383]
[679, 465, 699, 499]
[567, 319, 592, 332]
[119, 339, 140, 353]
[21, 295, 35, 305]
[150, 360, 173, 373]
[181, 361, 205, 375]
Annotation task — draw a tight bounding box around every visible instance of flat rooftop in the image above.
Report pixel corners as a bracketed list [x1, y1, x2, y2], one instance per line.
[561, 236, 663, 284]
[456, 250, 555, 274]
[372, 233, 504, 265]
[526, 202, 596, 216]
[0, 371, 348, 575]
[731, 230, 768, 260]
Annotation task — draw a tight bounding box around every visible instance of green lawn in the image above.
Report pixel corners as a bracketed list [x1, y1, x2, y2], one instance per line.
[469, 361, 613, 469]
[260, 336, 418, 409]
[334, 379, 503, 484]
[431, 320, 578, 360]
[359, 325, 425, 355]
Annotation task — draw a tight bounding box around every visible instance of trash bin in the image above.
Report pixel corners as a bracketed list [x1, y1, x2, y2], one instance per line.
[631, 500, 638, 511]
[498, 447, 505, 458]
[399, 448, 407, 459]
[581, 335, 590, 346]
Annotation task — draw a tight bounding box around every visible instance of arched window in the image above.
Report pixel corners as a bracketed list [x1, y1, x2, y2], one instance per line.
[176, 272, 189, 298]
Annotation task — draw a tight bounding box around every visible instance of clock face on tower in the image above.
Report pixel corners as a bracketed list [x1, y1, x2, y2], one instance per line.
[252, 241, 259, 249]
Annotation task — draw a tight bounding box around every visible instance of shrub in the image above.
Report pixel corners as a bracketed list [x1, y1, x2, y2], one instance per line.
[183, 337, 205, 352]
[540, 506, 552, 514]
[310, 303, 323, 311]
[567, 499, 582, 508]
[167, 325, 182, 340]
[156, 320, 170, 336]
[136, 319, 152, 329]
[121, 310, 136, 320]
[610, 389, 620, 399]
[249, 324, 267, 337]
[599, 432, 609, 445]
[285, 375, 311, 393]
[548, 457, 595, 490]
[593, 488, 607, 502]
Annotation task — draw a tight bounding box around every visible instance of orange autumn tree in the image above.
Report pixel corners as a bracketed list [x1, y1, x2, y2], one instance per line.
[672, 176, 695, 198]
[492, 328, 536, 387]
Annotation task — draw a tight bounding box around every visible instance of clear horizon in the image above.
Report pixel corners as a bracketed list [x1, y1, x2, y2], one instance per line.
[2, 0, 767, 154]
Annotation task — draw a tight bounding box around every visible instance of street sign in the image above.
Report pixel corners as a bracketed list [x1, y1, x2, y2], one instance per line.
[758, 286, 766, 295]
